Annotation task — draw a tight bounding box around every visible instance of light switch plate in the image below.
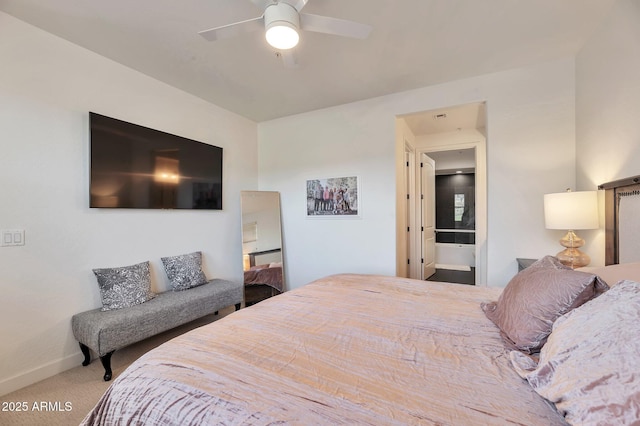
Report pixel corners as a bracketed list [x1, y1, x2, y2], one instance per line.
[1, 229, 25, 246]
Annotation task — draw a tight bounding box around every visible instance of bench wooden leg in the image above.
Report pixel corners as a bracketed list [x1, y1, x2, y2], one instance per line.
[100, 351, 114, 381]
[80, 343, 113, 381]
[79, 343, 91, 367]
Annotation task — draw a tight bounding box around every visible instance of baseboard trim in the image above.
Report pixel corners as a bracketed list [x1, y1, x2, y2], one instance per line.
[435, 263, 472, 272]
[0, 352, 83, 397]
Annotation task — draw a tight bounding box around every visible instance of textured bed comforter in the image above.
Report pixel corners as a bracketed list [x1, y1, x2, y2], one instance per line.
[243, 265, 283, 292]
[81, 273, 566, 425]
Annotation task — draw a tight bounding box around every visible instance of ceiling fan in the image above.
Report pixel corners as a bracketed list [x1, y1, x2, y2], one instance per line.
[198, 0, 372, 67]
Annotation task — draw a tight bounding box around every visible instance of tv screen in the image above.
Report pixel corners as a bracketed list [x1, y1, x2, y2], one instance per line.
[89, 112, 223, 210]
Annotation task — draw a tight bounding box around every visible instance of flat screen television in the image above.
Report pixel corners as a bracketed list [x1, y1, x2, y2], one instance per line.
[90, 112, 223, 210]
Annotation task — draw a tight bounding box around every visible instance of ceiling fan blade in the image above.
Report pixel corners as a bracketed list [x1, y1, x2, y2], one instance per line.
[300, 13, 372, 39]
[278, 49, 299, 68]
[198, 16, 263, 42]
[280, 0, 310, 12]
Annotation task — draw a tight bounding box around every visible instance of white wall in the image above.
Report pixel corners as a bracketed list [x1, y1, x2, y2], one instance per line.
[576, 0, 640, 265]
[0, 12, 258, 395]
[259, 58, 576, 289]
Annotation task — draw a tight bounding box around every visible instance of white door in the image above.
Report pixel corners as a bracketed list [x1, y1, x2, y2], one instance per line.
[421, 153, 436, 279]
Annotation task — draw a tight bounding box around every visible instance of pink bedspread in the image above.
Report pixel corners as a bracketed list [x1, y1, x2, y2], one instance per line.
[244, 265, 283, 292]
[81, 274, 566, 425]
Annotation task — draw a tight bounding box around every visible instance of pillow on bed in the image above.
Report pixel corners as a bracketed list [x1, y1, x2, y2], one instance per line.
[481, 255, 608, 353]
[93, 261, 155, 311]
[250, 264, 270, 271]
[510, 280, 640, 425]
[577, 261, 640, 287]
[161, 251, 208, 291]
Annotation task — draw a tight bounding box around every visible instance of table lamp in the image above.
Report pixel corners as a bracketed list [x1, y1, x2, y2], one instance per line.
[544, 190, 599, 268]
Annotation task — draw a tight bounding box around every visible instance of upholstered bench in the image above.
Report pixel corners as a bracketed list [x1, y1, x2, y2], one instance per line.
[72, 278, 242, 381]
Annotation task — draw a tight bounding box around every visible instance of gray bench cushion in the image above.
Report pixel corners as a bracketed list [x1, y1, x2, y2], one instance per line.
[72, 279, 242, 356]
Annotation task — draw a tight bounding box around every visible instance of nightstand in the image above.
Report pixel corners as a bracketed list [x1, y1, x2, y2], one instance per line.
[516, 258, 537, 272]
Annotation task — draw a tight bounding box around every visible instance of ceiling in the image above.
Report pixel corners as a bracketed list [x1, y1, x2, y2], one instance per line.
[0, 0, 616, 122]
[402, 102, 486, 136]
[429, 149, 476, 175]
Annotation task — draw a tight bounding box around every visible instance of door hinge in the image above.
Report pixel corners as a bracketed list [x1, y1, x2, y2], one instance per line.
[421, 258, 424, 264]
[406, 194, 410, 200]
[407, 259, 410, 265]
[421, 194, 424, 199]
[420, 162, 424, 168]
[421, 226, 424, 232]
[406, 161, 409, 167]
[407, 226, 410, 232]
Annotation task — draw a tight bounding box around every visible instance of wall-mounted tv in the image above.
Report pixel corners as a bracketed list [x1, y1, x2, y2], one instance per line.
[90, 112, 223, 210]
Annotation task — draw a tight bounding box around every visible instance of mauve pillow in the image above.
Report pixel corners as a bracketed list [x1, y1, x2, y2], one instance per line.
[481, 255, 608, 353]
[510, 280, 640, 424]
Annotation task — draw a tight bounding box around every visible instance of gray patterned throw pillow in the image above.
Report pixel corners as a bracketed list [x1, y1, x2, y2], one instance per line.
[92, 261, 155, 311]
[161, 251, 208, 291]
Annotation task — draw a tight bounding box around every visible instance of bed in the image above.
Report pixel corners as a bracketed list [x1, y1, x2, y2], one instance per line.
[244, 248, 284, 306]
[81, 178, 640, 425]
[82, 274, 566, 425]
[243, 263, 283, 306]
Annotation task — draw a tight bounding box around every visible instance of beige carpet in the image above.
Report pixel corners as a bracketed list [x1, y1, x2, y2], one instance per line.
[0, 306, 235, 425]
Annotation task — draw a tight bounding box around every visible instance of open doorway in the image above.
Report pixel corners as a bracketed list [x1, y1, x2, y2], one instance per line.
[395, 102, 487, 286]
[427, 149, 476, 284]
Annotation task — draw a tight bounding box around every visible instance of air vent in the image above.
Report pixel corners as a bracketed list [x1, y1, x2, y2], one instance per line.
[433, 113, 447, 120]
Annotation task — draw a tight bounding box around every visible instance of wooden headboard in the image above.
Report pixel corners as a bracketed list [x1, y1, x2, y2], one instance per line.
[247, 248, 282, 267]
[599, 175, 640, 265]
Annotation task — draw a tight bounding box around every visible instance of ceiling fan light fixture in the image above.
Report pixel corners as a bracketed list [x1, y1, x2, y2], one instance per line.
[264, 2, 300, 50]
[266, 22, 299, 49]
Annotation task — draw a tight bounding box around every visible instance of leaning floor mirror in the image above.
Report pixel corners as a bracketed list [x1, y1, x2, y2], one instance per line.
[240, 190, 285, 306]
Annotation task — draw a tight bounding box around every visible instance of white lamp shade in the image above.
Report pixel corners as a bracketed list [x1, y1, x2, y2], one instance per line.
[544, 191, 599, 230]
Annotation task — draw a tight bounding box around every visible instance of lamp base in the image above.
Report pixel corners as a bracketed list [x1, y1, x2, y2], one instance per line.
[556, 248, 591, 269]
[557, 230, 590, 269]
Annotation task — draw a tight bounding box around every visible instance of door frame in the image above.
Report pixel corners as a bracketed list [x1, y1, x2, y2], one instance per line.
[404, 145, 418, 278]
